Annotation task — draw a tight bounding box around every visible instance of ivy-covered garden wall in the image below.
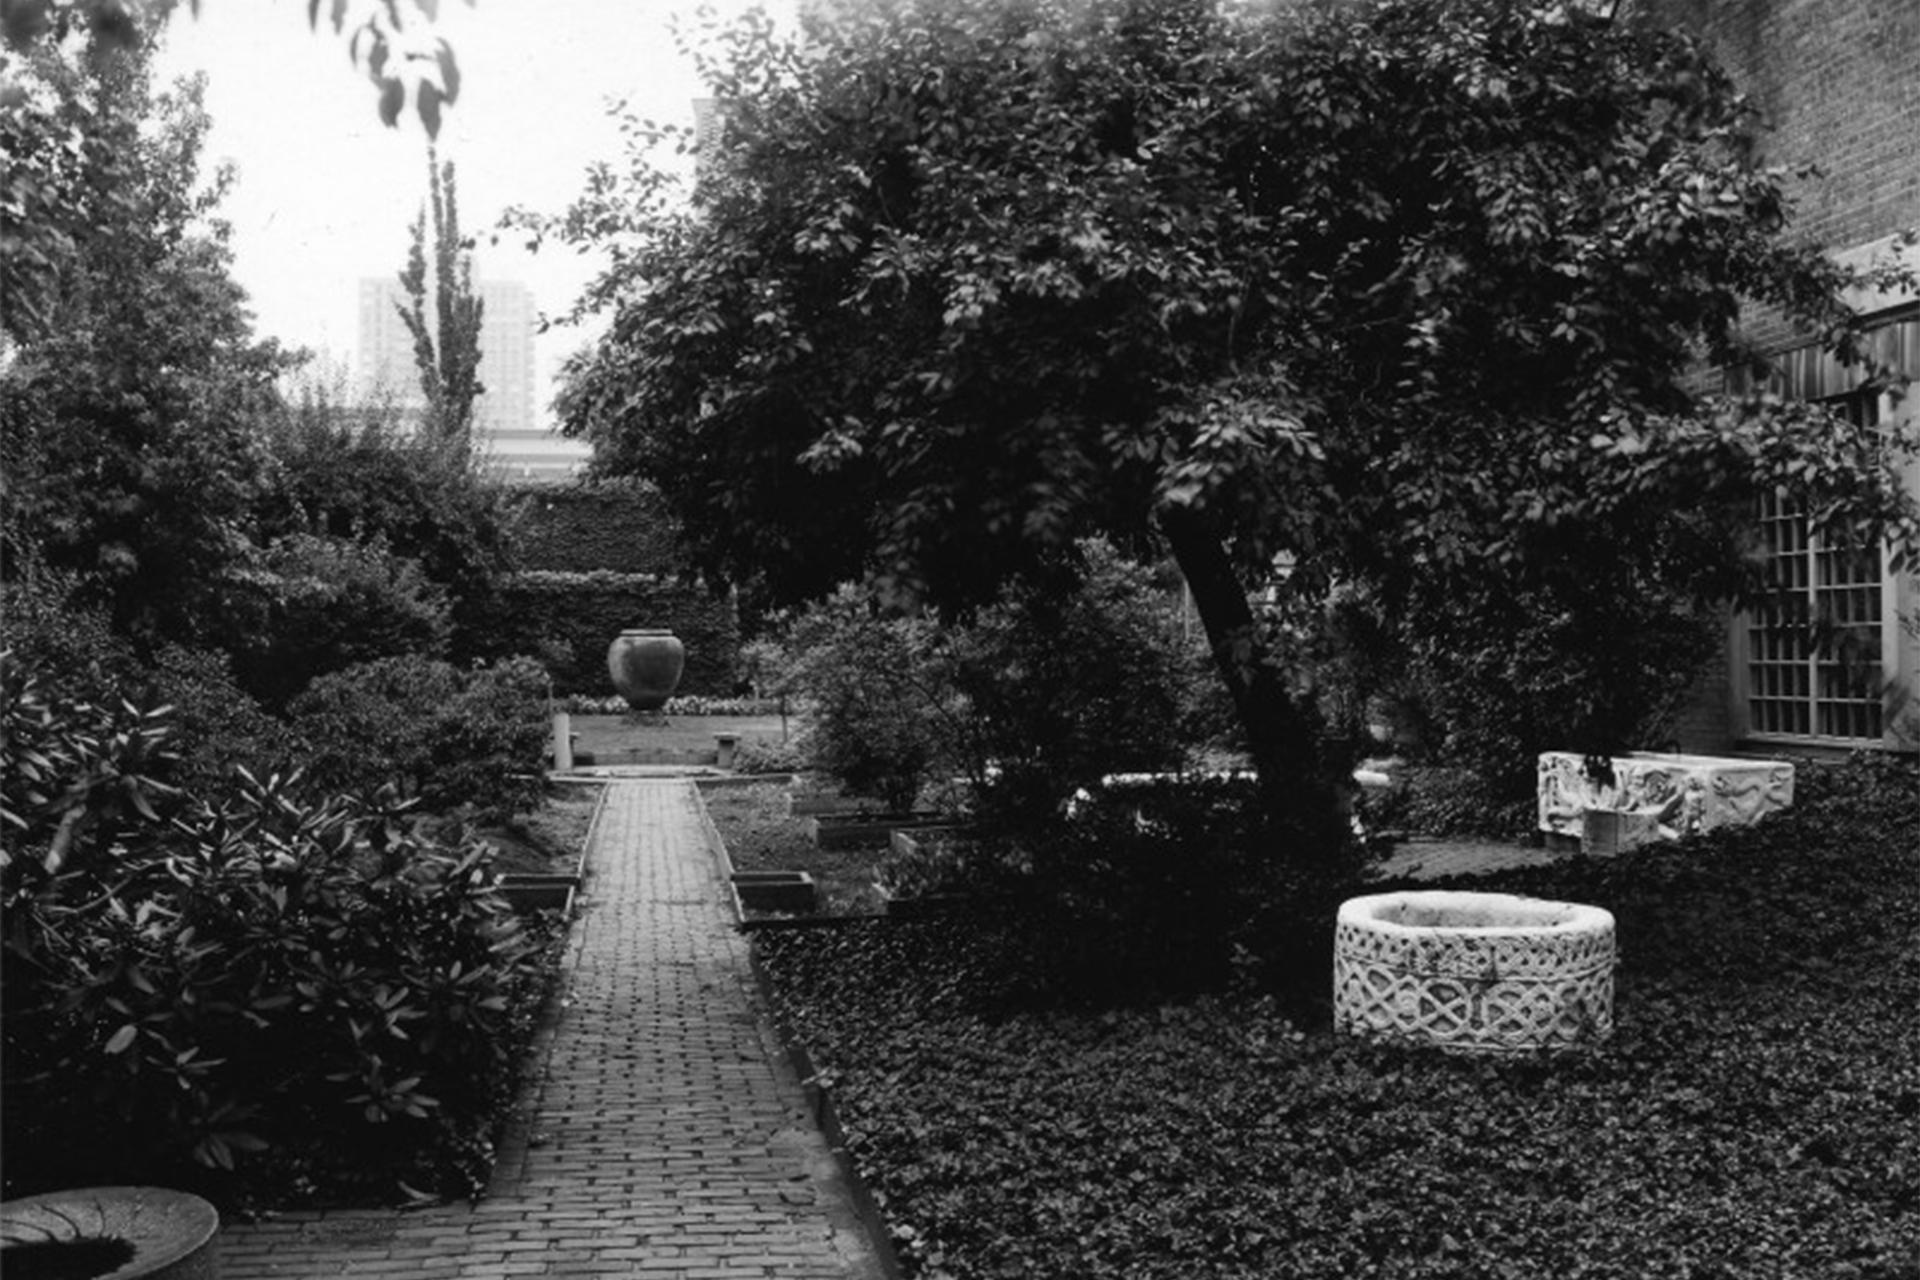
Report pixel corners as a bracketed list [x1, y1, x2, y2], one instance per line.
[490, 482, 740, 697]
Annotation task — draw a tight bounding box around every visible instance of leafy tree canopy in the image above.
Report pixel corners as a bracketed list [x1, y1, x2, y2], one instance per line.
[0, 24, 295, 645]
[541, 0, 1918, 819]
[0, 0, 466, 130]
[2, 0, 466, 341]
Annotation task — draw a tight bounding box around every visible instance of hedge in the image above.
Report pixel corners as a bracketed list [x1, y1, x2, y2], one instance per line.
[503, 480, 686, 576]
[467, 570, 739, 698]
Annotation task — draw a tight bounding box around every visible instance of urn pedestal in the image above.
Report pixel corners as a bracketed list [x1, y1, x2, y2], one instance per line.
[608, 629, 685, 712]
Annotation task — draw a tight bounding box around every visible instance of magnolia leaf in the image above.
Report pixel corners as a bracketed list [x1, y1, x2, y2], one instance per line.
[418, 81, 443, 139]
[435, 38, 460, 104]
[377, 77, 405, 128]
[193, 1134, 235, 1170]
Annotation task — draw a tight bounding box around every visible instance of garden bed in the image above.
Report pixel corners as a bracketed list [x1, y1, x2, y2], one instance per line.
[473, 782, 602, 878]
[806, 810, 950, 851]
[702, 780, 888, 916]
[470, 782, 601, 913]
[566, 713, 793, 768]
[757, 755, 1920, 1279]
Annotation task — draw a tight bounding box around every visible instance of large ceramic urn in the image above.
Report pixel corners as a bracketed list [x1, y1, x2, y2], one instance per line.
[608, 628, 685, 712]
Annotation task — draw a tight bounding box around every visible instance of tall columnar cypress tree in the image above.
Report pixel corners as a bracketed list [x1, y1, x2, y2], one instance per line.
[397, 148, 485, 450]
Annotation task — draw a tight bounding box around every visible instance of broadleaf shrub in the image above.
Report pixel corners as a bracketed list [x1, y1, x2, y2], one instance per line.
[147, 645, 303, 793]
[231, 533, 454, 709]
[257, 395, 519, 664]
[1393, 537, 1724, 807]
[948, 541, 1197, 832]
[0, 572, 143, 699]
[771, 586, 960, 811]
[1010, 773, 1359, 1000]
[0, 654, 180, 883]
[2, 584, 302, 797]
[767, 545, 1206, 821]
[729, 733, 808, 774]
[1, 659, 554, 1205]
[290, 654, 548, 818]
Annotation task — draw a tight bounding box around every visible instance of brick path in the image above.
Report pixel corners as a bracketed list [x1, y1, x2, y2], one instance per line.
[1371, 835, 1567, 882]
[217, 780, 886, 1280]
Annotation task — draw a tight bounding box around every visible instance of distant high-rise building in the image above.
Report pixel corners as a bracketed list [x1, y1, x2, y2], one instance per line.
[356, 277, 581, 480]
[356, 276, 536, 439]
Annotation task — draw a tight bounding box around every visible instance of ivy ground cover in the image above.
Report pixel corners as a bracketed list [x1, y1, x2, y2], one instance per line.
[757, 757, 1920, 1280]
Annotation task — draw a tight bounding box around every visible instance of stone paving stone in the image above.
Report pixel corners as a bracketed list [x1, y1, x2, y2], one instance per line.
[216, 780, 884, 1280]
[1371, 835, 1568, 882]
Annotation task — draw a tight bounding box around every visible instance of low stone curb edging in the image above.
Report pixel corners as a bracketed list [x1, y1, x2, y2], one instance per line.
[694, 786, 907, 1280]
[743, 943, 908, 1280]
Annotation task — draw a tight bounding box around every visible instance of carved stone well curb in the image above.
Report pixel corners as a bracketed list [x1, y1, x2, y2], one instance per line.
[1334, 891, 1615, 1055]
[0, 1185, 219, 1279]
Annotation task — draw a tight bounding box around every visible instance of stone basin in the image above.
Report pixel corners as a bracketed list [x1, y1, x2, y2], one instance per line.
[0, 1186, 218, 1279]
[1537, 751, 1794, 849]
[1334, 890, 1615, 1054]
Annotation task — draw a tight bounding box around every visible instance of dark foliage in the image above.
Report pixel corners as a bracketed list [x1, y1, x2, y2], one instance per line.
[147, 645, 305, 794]
[539, 0, 1918, 850]
[1356, 763, 1535, 843]
[505, 479, 691, 577]
[949, 542, 1200, 830]
[758, 755, 1920, 1279]
[1, 659, 556, 1207]
[1393, 547, 1727, 808]
[255, 399, 518, 667]
[0, 41, 293, 650]
[288, 654, 549, 820]
[0, 572, 144, 695]
[767, 587, 958, 811]
[229, 533, 454, 710]
[986, 772, 1361, 1001]
[464, 569, 741, 698]
[762, 545, 1206, 819]
[1, 578, 300, 795]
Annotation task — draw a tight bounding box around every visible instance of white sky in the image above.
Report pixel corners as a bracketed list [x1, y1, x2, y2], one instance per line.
[155, 0, 788, 429]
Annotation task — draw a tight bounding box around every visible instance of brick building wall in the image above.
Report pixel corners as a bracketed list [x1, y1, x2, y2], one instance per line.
[1640, 0, 1920, 753]
[1641, 0, 1920, 353]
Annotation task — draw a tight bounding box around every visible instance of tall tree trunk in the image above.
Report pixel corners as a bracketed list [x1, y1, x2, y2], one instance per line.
[1158, 505, 1350, 856]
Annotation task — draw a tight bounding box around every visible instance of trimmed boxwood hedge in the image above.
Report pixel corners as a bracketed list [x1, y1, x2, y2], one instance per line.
[757, 754, 1920, 1280]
